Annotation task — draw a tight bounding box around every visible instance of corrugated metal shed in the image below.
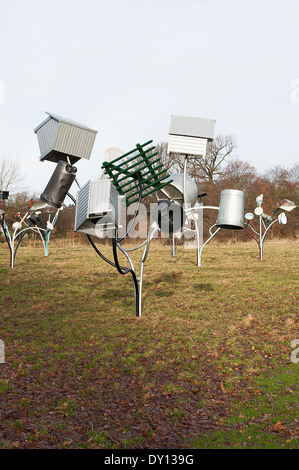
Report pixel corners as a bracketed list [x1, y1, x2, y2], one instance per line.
[34, 112, 97, 164]
[168, 135, 208, 158]
[74, 179, 123, 237]
[169, 115, 216, 141]
[168, 115, 216, 158]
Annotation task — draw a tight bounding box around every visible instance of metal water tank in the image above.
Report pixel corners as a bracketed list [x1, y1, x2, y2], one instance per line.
[216, 189, 245, 229]
[40, 160, 77, 208]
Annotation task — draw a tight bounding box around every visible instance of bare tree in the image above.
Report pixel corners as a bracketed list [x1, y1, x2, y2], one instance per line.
[0, 157, 23, 192]
[290, 163, 299, 185]
[156, 134, 237, 184]
[220, 159, 259, 191]
[194, 134, 237, 182]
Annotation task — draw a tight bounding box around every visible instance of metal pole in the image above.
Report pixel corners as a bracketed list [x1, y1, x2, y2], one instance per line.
[193, 215, 201, 266]
[138, 223, 159, 317]
[0, 217, 13, 268]
[259, 215, 263, 260]
[198, 224, 221, 267]
[183, 155, 187, 208]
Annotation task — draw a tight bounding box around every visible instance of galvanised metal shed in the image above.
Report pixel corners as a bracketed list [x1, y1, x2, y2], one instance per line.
[34, 112, 97, 164]
[74, 179, 124, 237]
[168, 115, 216, 159]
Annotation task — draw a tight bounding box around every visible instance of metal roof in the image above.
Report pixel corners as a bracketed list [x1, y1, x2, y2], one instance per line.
[34, 111, 97, 133]
[34, 111, 98, 163]
[169, 115, 216, 141]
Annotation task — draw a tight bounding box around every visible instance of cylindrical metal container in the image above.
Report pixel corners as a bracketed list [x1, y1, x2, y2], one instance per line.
[216, 189, 245, 229]
[151, 199, 185, 235]
[40, 160, 77, 208]
[155, 173, 198, 207]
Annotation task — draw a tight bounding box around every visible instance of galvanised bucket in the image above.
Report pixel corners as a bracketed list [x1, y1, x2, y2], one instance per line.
[216, 189, 245, 229]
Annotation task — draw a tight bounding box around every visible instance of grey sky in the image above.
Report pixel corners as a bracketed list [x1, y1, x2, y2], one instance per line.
[0, 0, 298, 196]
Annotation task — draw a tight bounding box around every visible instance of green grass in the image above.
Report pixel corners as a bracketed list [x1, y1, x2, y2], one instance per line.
[0, 239, 298, 448]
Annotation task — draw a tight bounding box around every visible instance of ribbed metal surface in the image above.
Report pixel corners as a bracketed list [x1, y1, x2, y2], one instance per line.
[167, 134, 208, 157]
[88, 179, 119, 221]
[169, 115, 215, 140]
[54, 122, 96, 160]
[35, 117, 59, 160]
[75, 179, 121, 236]
[216, 189, 245, 229]
[74, 180, 91, 231]
[34, 112, 97, 163]
[155, 173, 198, 207]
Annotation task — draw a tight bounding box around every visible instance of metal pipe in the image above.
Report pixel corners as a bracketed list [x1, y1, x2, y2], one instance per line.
[198, 225, 221, 267]
[183, 156, 187, 208]
[138, 223, 158, 316]
[243, 226, 261, 259]
[0, 218, 13, 267]
[185, 206, 219, 212]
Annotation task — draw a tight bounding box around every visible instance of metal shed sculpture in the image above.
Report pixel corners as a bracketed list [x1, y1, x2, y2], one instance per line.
[164, 115, 219, 265]
[0, 112, 98, 268]
[168, 115, 216, 159]
[34, 111, 97, 164]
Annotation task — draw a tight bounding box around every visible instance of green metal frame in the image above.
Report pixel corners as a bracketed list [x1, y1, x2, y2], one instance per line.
[101, 140, 172, 206]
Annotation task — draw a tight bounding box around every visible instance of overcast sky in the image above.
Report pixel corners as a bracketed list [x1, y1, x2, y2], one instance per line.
[0, 0, 298, 197]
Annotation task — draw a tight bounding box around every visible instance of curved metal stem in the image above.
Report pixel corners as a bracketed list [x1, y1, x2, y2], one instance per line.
[198, 224, 221, 267]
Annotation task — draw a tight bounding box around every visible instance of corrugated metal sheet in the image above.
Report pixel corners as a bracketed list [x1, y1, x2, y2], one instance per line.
[34, 112, 97, 164]
[75, 180, 91, 231]
[74, 179, 122, 237]
[167, 134, 208, 158]
[169, 115, 216, 140]
[35, 117, 59, 161]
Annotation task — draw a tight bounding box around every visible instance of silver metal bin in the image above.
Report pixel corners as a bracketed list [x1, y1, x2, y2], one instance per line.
[216, 189, 245, 229]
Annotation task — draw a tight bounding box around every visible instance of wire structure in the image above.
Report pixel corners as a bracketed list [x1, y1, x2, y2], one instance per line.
[0, 191, 61, 268]
[243, 195, 297, 259]
[71, 160, 161, 317]
[101, 141, 173, 206]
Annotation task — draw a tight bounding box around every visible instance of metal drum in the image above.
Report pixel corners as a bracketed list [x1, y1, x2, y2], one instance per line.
[216, 189, 245, 229]
[40, 160, 77, 208]
[151, 199, 185, 235]
[155, 173, 198, 207]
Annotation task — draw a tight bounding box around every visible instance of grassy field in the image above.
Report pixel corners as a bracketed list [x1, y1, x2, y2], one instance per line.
[0, 239, 298, 449]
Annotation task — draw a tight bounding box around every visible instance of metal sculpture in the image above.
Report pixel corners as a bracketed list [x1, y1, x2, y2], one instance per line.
[162, 115, 217, 265]
[74, 141, 174, 317]
[0, 191, 62, 268]
[5, 110, 295, 317]
[196, 189, 245, 266]
[0, 112, 98, 268]
[243, 195, 297, 259]
[101, 141, 173, 206]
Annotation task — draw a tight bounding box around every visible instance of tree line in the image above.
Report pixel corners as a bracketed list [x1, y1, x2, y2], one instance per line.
[1, 136, 298, 243]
